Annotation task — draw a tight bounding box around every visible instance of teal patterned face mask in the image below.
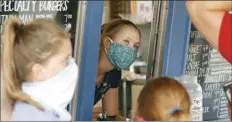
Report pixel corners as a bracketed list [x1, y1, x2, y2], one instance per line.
[105, 37, 137, 69]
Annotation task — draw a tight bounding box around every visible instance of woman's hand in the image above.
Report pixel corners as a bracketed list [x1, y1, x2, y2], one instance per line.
[116, 114, 128, 121]
[92, 107, 128, 121]
[92, 107, 102, 121]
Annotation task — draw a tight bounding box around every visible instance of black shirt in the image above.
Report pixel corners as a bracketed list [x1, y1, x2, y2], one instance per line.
[94, 69, 122, 105]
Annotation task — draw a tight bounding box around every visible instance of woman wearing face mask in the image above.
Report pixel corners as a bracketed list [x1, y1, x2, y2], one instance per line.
[94, 19, 141, 121]
[1, 17, 78, 121]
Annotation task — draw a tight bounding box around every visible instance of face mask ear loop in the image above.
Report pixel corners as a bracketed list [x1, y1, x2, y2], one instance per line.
[104, 48, 108, 54]
[107, 37, 114, 43]
[105, 37, 113, 54]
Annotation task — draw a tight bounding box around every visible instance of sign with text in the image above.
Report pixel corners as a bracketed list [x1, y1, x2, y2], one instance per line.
[0, 0, 78, 47]
[185, 25, 232, 121]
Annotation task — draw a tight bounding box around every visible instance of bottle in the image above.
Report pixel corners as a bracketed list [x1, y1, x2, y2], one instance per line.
[175, 75, 203, 121]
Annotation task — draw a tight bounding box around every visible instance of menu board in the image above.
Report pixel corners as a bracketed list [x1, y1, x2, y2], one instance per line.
[186, 25, 232, 121]
[0, 0, 78, 47]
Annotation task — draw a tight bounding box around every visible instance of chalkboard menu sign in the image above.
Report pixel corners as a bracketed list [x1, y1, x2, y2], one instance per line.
[186, 25, 232, 121]
[0, 0, 78, 47]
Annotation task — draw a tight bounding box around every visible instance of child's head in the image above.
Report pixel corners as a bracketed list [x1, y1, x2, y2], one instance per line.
[2, 17, 71, 110]
[136, 77, 191, 121]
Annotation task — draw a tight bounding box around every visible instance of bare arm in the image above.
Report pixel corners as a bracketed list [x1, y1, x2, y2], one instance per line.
[102, 88, 118, 116]
[186, 1, 232, 49]
[229, 104, 231, 120]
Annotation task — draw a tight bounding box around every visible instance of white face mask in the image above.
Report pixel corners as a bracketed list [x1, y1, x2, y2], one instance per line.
[22, 58, 78, 121]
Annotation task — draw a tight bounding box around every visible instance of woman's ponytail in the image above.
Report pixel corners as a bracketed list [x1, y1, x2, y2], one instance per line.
[2, 17, 43, 111]
[101, 23, 108, 34]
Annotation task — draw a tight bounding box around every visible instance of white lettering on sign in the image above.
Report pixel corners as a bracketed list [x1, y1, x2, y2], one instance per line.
[203, 106, 209, 113]
[203, 91, 213, 99]
[0, 1, 69, 12]
[205, 84, 221, 91]
[39, 1, 69, 12]
[0, 1, 36, 12]
[189, 45, 201, 54]
[190, 31, 205, 39]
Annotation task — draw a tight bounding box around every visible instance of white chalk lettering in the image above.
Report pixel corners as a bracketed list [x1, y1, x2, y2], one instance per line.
[202, 60, 209, 66]
[0, 14, 33, 24]
[219, 111, 228, 115]
[213, 98, 219, 104]
[64, 14, 72, 23]
[220, 100, 227, 105]
[185, 69, 199, 76]
[203, 91, 213, 98]
[188, 53, 197, 61]
[218, 114, 228, 119]
[190, 31, 205, 39]
[15, 1, 30, 11]
[35, 14, 53, 19]
[210, 52, 223, 58]
[202, 45, 210, 52]
[220, 107, 228, 111]
[186, 61, 200, 70]
[0, 1, 2, 12]
[210, 65, 232, 72]
[205, 75, 226, 83]
[199, 68, 207, 76]
[205, 83, 221, 91]
[203, 106, 209, 113]
[0, 1, 13, 12]
[0, 1, 37, 12]
[19, 14, 33, 23]
[39, 1, 69, 12]
[214, 90, 224, 97]
[210, 70, 231, 76]
[189, 45, 201, 54]
[210, 57, 227, 63]
[32, 1, 37, 12]
[213, 106, 219, 111]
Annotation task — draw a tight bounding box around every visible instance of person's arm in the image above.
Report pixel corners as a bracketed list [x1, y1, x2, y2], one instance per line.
[102, 88, 119, 120]
[229, 104, 231, 120]
[186, 1, 232, 49]
[101, 69, 124, 121]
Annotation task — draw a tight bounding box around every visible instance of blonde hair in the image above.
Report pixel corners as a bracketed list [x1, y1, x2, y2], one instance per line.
[137, 77, 191, 121]
[1, 62, 13, 121]
[100, 19, 141, 54]
[1, 17, 70, 110]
